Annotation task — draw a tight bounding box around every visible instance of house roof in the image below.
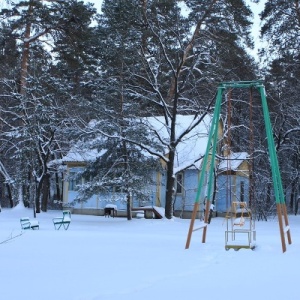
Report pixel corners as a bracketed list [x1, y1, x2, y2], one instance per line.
[218, 152, 249, 172]
[61, 114, 213, 173]
[62, 148, 105, 163]
[143, 115, 212, 173]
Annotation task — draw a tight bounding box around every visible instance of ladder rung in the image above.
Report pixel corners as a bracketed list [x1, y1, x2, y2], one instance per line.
[193, 223, 208, 232]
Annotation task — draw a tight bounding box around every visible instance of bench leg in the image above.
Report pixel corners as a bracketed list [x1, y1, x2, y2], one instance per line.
[53, 221, 70, 230]
[104, 208, 116, 217]
[54, 223, 63, 230]
[63, 222, 70, 230]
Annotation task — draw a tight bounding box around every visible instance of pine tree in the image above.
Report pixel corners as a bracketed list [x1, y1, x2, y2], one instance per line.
[260, 0, 300, 212]
[71, 0, 164, 220]
[260, 0, 300, 59]
[0, 0, 99, 211]
[83, 0, 257, 219]
[127, 0, 255, 218]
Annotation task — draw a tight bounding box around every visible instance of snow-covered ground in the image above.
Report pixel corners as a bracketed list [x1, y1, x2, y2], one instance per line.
[1, 205, 299, 300]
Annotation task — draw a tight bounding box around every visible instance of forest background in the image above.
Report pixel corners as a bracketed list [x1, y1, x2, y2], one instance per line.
[0, 0, 299, 219]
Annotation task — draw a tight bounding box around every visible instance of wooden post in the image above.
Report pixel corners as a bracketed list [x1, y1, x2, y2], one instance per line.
[276, 204, 286, 253]
[185, 202, 199, 249]
[282, 204, 292, 245]
[202, 200, 211, 243]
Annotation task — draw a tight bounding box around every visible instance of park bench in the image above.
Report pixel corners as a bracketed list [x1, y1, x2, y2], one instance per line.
[52, 210, 71, 230]
[20, 217, 39, 230]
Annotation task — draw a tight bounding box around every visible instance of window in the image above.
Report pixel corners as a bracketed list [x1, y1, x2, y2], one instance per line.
[176, 173, 184, 194]
[68, 172, 81, 191]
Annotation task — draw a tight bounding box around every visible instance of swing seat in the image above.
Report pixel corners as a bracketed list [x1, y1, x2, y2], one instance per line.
[233, 217, 245, 226]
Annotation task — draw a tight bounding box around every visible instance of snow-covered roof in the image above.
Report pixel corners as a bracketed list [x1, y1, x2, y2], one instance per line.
[62, 114, 212, 173]
[143, 115, 212, 173]
[218, 152, 249, 172]
[62, 148, 106, 163]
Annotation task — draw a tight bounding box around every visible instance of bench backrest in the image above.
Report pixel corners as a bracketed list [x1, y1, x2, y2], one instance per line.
[20, 217, 30, 223]
[20, 217, 31, 229]
[62, 210, 71, 221]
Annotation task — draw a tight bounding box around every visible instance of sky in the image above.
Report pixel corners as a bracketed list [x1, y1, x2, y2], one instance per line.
[247, 0, 267, 57]
[1, 204, 299, 300]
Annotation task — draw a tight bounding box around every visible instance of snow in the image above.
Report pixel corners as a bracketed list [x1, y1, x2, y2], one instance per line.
[62, 147, 106, 163]
[1, 205, 299, 300]
[105, 204, 118, 210]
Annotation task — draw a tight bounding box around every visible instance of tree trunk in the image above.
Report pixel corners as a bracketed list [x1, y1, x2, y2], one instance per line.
[35, 181, 41, 213]
[6, 183, 14, 208]
[19, 2, 33, 95]
[289, 179, 296, 211]
[23, 171, 32, 207]
[55, 172, 61, 201]
[165, 149, 175, 219]
[35, 173, 47, 213]
[126, 192, 132, 220]
[41, 173, 50, 212]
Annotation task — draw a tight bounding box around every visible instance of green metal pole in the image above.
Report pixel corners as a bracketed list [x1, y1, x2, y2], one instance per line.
[193, 87, 223, 204]
[186, 80, 291, 251]
[185, 86, 223, 248]
[259, 85, 290, 252]
[206, 87, 223, 203]
[259, 86, 284, 204]
[202, 87, 223, 242]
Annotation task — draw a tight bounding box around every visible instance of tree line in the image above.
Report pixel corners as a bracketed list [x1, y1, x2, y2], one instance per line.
[0, 0, 299, 219]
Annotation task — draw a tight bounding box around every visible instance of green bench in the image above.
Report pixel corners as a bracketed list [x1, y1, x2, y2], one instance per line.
[20, 217, 39, 230]
[53, 210, 71, 230]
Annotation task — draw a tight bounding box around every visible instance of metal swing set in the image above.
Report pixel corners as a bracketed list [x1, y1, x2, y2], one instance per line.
[185, 80, 292, 253]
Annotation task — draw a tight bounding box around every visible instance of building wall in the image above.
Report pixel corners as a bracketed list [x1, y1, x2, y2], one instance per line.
[173, 169, 200, 214]
[64, 164, 249, 218]
[64, 166, 162, 213]
[216, 174, 249, 213]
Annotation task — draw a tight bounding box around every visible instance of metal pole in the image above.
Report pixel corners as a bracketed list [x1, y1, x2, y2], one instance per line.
[185, 86, 223, 249]
[259, 85, 291, 252]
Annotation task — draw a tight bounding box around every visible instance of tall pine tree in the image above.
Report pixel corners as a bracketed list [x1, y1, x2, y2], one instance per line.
[0, 0, 99, 211]
[84, 0, 257, 219]
[260, 0, 300, 212]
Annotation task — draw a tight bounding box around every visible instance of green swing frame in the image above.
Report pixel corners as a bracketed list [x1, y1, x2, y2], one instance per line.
[185, 81, 292, 253]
